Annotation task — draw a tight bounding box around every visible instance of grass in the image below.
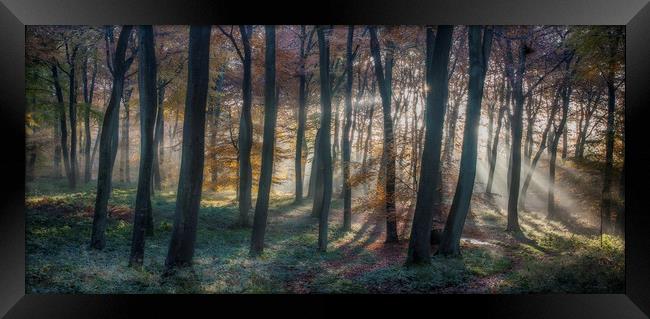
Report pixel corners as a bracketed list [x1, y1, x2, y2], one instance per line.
[26, 178, 624, 294]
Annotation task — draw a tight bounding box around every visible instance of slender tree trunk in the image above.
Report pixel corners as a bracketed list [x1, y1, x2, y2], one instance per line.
[519, 87, 561, 209]
[52, 64, 70, 180]
[369, 26, 398, 243]
[83, 55, 96, 184]
[486, 105, 505, 194]
[121, 88, 132, 183]
[250, 25, 278, 256]
[90, 26, 134, 250]
[505, 40, 527, 234]
[313, 26, 334, 252]
[486, 102, 495, 163]
[439, 26, 493, 256]
[562, 123, 568, 160]
[209, 67, 225, 188]
[443, 99, 460, 165]
[406, 25, 453, 264]
[152, 84, 165, 191]
[53, 111, 62, 177]
[600, 82, 616, 232]
[238, 25, 254, 227]
[129, 26, 157, 267]
[307, 128, 321, 201]
[295, 25, 308, 203]
[549, 58, 575, 218]
[361, 90, 375, 194]
[341, 25, 355, 231]
[164, 25, 211, 270]
[67, 52, 78, 189]
[89, 124, 100, 180]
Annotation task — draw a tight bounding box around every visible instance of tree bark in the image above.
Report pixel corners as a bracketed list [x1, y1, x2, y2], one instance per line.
[406, 25, 453, 264]
[505, 39, 527, 234]
[342, 25, 355, 231]
[90, 26, 134, 250]
[238, 25, 254, 227]
[52, 64, 70, 181]
[439, 26, 493, 256]
[164, 25, 211, 270]
[120, 87, 132, 183]
[486, 102, 506, 195]
[129, 25, 157, 267]
[65, 41, 79, 189]
[250, 25, 278, 256]
[548, 72, 573, 218]
[152, 84, 165, 191]
[369, 26, 398, 243]
[295, 25, 309, 203]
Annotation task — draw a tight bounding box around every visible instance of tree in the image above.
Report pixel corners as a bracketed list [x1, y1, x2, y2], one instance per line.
[82, 52, 97, 183]
[548, 55, 576, 218]
[250, 25, 278, 256]
[518, 85, 561, 209]
[369, 26, 399, 243]
[438, 26, 493, 256]
[406, 25, 453, 264]
[61, 35, 81, 188]
[120, 85, 133, 183]
[310, 25, 334, 252]
[486, 79, 508, 194]
[51, 64, 71, 181]
[341, 25, 355, 231]
[503, 35, 527, 234]
[165, 25, 212, 270]
[90, 26, 135, 250]
[502, 27, 565, 233]
[129, 25, 157, 267]
[219, 25, 254, 227]
[295, 25, 315, 203]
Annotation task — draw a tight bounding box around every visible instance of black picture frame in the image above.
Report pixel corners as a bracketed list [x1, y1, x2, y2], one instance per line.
[1, 0, 649, 317]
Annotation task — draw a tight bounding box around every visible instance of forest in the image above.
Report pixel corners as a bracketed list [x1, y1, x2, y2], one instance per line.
[25, 25, 625, 293]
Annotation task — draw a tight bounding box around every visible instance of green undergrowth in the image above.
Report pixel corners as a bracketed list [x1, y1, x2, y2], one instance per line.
[25, 179, 624, 293]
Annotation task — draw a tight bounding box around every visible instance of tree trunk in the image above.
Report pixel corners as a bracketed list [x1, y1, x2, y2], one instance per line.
[120, 88, 132, 183]
[238, 25, 253, 227]
[600, 82, 616, 232]
[67, 50, 78, 189]
[519, 86, 561, 209]
[486, 105, 505, 194]
[164, 25, 211, 270]
[342, 25, 355, 231]
[439, 26, 493, 256]
[129, 26, 157, 267]
[406, 25, 453, 264]
[443, 99, 460, 165]
[90, 26, 134, 250]
[82, 55, 97, 184]
[561, 122, 568, 160]
[53, 110, 62, 177]
[548, 81, 572, 218]
[361, 86, 375, 194]
[369, 26, 398, 243]
[307, 128, 321, 201]
[209, 66, 225, 188]
[152, 84, 165, 191]
[313, 26, 334, 252]
[295, 25, 308, 203]
[52, 64, 70, 180]
[250, 25, 278, 256]
[505, 40, 527, 234]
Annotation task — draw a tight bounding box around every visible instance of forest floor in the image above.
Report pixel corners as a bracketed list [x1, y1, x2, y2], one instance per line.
[25, 159, 624, 293]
